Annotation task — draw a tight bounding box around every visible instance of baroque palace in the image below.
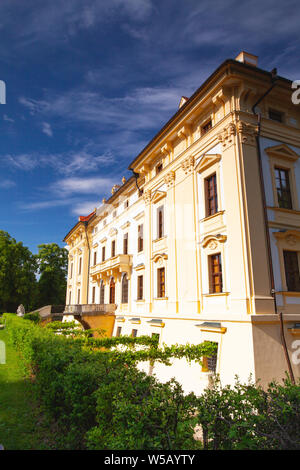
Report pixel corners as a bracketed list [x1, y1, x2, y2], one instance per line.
[63, 52, 300, 392]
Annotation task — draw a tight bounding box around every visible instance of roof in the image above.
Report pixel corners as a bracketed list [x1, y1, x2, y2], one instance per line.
[78, 211, 96, 222]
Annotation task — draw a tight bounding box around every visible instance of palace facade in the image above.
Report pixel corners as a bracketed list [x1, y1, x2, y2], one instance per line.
[63, 52, 300, 392]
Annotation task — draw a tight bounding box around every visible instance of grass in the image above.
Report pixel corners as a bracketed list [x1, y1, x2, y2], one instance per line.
[0, 328, 57, 450]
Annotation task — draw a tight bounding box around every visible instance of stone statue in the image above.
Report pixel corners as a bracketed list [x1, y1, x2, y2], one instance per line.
[16, 304, 25, 317]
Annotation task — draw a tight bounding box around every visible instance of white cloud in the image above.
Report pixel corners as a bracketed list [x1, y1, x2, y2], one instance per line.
[42, 121, 53, 137]
[71, 201, 100, 216]
[3, 149, 116, 175]
[52, 176, 115, 196]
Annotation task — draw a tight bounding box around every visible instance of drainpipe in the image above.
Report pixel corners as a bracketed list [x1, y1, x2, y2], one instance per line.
[252, 69, 295, 384]
[129, 168, 143, 196]
[84, 222, 91, 306]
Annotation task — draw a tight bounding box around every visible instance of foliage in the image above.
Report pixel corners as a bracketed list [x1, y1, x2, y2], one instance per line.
[0, 233, 68, 313]
[195, 375, 300, 450]
[0, 231, 37, 313]
[4, 313, 300, 451]
[86, 370, 197, 450]
[34, 243, 68, 307]
[23, 312, 40, 324]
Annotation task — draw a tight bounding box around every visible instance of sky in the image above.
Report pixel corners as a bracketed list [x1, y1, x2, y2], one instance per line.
[0, 0, 299, 253]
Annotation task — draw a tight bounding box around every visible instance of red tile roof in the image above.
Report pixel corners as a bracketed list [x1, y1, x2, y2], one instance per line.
[78, 210, 96, 222]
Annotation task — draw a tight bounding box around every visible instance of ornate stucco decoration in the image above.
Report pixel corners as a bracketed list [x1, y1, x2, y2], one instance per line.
[161, 142, 172, 161]
[164, 170, 175, 188]
[217, 122, 236, 150]
[181, 155, 195, 174]
[236, 121, 257, 146]
[274, 230, 300, 245]
[152, 253, 168, 263]
[111, 184, 121, 194]
[201, 234, 227, 249]
[143, 189, 152, 205]
[109, 227, 118, 237]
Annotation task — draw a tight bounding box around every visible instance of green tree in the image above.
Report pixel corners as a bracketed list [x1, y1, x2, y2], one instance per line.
[0, 231, 37, 313]
[35, 243, 68, 307]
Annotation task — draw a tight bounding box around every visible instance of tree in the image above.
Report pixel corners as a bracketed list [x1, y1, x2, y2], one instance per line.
[0, 231, 37, 313]
[35, 243, 68, 307]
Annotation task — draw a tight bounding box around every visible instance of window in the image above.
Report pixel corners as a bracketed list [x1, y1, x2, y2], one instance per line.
[138, 224, 144, 252]
[123, 233, 128, 255]
[103, 219, 107, 226]
[201, 120, 212, 135]
[70, 262, 73, 279]
[109, 278, 115, 304]
[93, 251, 97, 266]
[69, 291, 72, 305]
[116, 326, 122, 337]
[283, 251, 300, 292]
[121, 274, 129, 304]
[124, 200, 129, 209]
[269, 108, 283, 123]
[157, 267, 165, 298]
[102, 246, 106, 262]
[77, 289, 81, 304]
[100, 281, 105, 304]
[209, 253, 223, 293]
[156, 163, 163, 174]
[157, 206, 164, 239]
[275, 167, 292, 209]
[205, 173, 218, 216]
[137, 275, 143, 300]
[92, 286, 96, 304]
[111, 240, 116, 258]
[131, 329, 138, 338]
[202, 342, 218, 373]
[78, 257, 82, 275]
[113, 210, 117, 218]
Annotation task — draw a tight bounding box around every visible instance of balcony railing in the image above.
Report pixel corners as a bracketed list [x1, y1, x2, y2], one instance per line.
[64, 304, 117, 315]
[90, 254, 132, 281]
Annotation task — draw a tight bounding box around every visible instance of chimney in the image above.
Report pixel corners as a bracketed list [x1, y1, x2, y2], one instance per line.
[235, 51, 258, 67]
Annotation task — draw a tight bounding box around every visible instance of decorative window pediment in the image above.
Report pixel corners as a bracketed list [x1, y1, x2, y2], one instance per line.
[195, 154, 221, 173]
[152, 253, 168, 263]
[265, 144, 299, 162]
[201, 234, 227, 249]
[151, 190, 166, 204]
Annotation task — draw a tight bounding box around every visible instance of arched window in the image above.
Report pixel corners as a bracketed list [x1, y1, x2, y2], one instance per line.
[100, 280, 105, 304]
[109, 277, 115, 304]
[121, 273, 128, 304]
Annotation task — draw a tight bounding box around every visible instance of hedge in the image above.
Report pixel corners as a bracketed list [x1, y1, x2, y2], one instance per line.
[3, 313, 300, 450]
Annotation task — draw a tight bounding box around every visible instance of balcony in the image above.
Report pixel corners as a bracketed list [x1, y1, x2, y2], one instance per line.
[64, 303, 117, 316]
[90, 254, 133, 281]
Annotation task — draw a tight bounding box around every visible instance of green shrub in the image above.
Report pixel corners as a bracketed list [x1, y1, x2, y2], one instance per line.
[23, 312, 40, 323]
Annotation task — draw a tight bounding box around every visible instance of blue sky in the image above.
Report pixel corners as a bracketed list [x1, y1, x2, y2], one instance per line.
[0, 0, 299, 253]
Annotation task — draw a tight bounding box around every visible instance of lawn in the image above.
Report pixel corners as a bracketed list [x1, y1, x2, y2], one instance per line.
[0, 328, 56, 450]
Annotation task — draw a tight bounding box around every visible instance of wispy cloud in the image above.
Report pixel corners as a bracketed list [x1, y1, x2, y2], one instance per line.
[4, 149, 116, 175]
[3, 114, 14, 123]
[0, 178, 16, 189]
